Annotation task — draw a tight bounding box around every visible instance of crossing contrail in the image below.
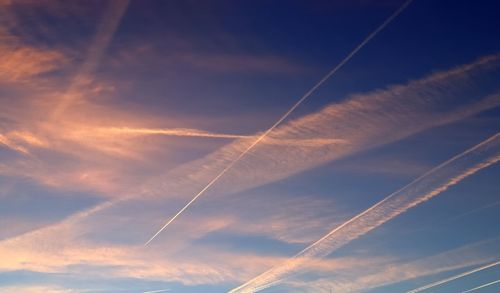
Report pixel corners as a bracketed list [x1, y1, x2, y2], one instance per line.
[407, 260, 500, 293]
[230, 133, 500, 292]
[462, 279, 500, 293]
[144, 0, 415, 246]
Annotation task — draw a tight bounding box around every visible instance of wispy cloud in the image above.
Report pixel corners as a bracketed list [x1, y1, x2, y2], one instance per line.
[0, 43, 67, 83]
[0, 23, 68, 84]
[230, 133, 500, 292]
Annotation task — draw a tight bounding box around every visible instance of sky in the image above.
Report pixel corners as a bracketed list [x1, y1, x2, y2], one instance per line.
[0, 0, 499, 292]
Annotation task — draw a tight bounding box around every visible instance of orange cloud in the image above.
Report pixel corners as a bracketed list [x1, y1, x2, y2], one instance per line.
[0, 44, 67, 82]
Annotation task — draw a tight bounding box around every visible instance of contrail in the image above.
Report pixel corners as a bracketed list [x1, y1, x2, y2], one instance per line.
[51, 0, 130, 118]
[102, 126, 251, 139]
[462, 279, 500, 293]
[407, 260, 500, 293]
[143, 289, 171, 293]
[102, 126, 347, 145]
[144, 0, 415, 246]
[230, 133, 500, 292]
[449, 199, 500, 222]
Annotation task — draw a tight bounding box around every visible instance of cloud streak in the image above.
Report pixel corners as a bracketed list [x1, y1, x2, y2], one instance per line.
[230, 133, 500, 292]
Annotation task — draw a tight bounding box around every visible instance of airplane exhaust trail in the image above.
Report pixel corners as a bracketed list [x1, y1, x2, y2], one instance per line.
[230, 133, 500, 292]
[143, 289, 171, 293]
[462, 279, 500, 293]
[407, 260, 500, 293]
[103, 126, 251, 139]
[101, 126, 347, 145]
[51, 0, 130, 118]
[144, 0, 415, 246]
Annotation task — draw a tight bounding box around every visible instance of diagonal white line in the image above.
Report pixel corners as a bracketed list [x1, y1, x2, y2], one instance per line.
[144, 0, 415, 246]
[230, 134, 500, 292]
[408, 261, 500, 293]
[462, 279, 500, 293]
[143, 289, 171, 293]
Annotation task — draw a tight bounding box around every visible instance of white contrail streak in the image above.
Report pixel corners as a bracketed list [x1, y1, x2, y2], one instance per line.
[144, 0, 415, 246]
[449, 199, 500, 222]
[462, 279, 500, 293]
[101, 127, 347, 146]
[230, 133, 500, 292]
[407, 261, 500, 293]
[103, 126, 251, 139]
[143, 289, 171, 293]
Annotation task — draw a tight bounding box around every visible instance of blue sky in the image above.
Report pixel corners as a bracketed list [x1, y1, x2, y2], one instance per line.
[0, 0, 499, 292]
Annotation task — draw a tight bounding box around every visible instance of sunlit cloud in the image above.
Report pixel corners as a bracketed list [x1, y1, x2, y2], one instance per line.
[0, 44, 67, 83]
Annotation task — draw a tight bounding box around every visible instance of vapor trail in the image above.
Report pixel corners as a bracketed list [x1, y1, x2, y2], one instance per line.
[102, 127, 348, 146]
[407, 261, 500, 293]
[230, 133, 500, 292]
[449, 199, 500, 222]
[143, 289, 171, 293]
[103, 126, 251, 139]
[462, 279, 500, 293]
[51, 0, 130, 118]
[144, 0, 415, 246]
